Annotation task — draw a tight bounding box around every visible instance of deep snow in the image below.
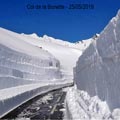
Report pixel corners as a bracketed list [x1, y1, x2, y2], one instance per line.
[0, 27, 91, 118]
[21, 33, 92, 78]
[65, 9, 120, 120]
[74, 9, 120, 110]
[0, 27, 63, 117]
[64, 87, 111, 120]
[0, 28, 62, 89]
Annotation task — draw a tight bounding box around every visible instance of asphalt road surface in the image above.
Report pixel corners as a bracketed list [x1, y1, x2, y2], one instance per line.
[2, 88, 67, 120]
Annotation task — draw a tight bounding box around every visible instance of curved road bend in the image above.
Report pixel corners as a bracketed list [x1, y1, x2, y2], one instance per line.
[2, 87, 70, 120]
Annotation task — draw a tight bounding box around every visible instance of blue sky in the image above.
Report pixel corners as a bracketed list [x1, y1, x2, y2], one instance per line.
[0, 0, 120, 42]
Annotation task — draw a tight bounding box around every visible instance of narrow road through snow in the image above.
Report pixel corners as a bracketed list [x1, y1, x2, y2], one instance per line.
[2, 87, 69, 120]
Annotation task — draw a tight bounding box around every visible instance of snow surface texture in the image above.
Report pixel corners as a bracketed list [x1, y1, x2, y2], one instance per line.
[0, 27, 64, 117]
[64, 87, 120, 120]
[21, 33, 92, 79]
[74, 9, 120, 113]
[0, 27, 91, 118]
[0, 28, 62, 89]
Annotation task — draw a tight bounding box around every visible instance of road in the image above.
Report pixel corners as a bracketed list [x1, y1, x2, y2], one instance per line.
[2, 87, 68, 120]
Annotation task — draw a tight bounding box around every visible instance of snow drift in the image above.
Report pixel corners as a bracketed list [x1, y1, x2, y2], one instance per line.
[74, 9, 120, 111]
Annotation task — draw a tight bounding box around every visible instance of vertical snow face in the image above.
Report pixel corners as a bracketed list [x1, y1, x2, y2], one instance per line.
[74, 10, 120, 110]
[0, 28, 62, 90]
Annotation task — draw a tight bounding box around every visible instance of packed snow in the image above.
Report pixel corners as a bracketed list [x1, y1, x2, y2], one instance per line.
[0, 27, 64, 117]
[64, 87, 111, 120]
[64, 86, 120, 120]
[0, 27, 92, 118]
[64, 9, 120, 120]
[0, 28, 63, 89]
[0, 82, 72, 118]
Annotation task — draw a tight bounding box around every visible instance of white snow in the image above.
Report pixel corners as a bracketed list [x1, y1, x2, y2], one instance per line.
[0, 27, 63, 89]
[64, 87, 120, 120]
[21, 33, 92, 78]
[64, 87, 111, 120]
[0, 26, 92, 118]
[0, 28, 52, 59]
[0, 82, 71, 118]
[66, 9, 120, 120]
[0, 27, 67, 117]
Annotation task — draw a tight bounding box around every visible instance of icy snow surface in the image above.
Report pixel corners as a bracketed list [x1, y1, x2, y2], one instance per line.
[71, 9, 120, 119]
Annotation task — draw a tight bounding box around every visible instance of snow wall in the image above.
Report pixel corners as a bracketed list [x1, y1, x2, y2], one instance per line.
[74, 10, 120, 111]
[0, 28, 64, 118]
[0, 44, 62, 90]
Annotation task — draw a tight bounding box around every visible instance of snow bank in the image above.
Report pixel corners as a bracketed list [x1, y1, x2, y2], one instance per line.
[65, 87, 120, 120]
[64, 87, 111, 120]
[74, 9, 120, 111]
[0, 82, 72, 118]
[0, 28, 62, 89]
[0, 24, 91, 118]
[0, 27, 65, 117]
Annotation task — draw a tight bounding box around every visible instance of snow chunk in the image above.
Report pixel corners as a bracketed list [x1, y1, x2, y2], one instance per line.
[112, 109, 120, 120]
[64, 87, 111, 120]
